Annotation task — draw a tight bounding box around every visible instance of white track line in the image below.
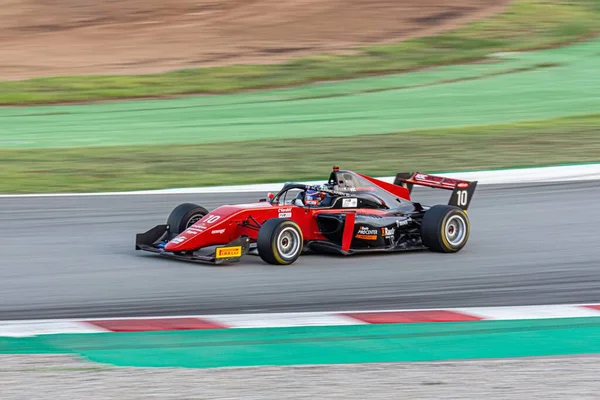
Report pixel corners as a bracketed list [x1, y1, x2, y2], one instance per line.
[2, 164, 600, 198]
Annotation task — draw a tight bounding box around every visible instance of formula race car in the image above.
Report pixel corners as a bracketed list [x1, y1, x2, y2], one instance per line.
[135, 167, 477, 265]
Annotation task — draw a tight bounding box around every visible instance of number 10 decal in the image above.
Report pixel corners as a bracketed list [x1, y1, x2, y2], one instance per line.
[455, 190, 468, 207]
[205, 215, 221, 224]
[449, 181, 476, 210]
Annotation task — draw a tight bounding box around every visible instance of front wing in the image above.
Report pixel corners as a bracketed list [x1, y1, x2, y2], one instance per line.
[135, 224, 251, 265]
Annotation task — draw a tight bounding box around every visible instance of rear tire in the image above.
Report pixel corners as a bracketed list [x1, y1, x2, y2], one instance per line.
[257, 219, 304, 265]
[421, 205, 470, 253]
[167, 203, 209, 237]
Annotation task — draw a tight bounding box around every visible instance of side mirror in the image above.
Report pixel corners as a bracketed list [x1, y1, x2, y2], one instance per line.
[259, 192, 275, 202]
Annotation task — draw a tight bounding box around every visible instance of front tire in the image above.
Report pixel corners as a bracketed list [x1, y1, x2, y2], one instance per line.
[257, 219, 304, 265]
[166, 203, 209, 237]
[421, 205, 470, 253]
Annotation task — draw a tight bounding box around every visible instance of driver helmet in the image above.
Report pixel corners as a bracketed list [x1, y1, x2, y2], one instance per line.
[305, 189, 326, 206]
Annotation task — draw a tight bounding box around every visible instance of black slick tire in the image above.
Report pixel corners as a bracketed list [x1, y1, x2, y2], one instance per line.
[257, 219, 304, 265]
[167, 203, 209, 237]
[421, 205, 470, 253]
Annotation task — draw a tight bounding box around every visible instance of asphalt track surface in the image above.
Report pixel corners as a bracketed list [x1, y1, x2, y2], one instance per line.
[1, 181, 599, 320]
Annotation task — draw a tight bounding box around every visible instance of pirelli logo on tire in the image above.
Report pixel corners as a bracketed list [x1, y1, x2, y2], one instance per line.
[215, 246, 242, 259]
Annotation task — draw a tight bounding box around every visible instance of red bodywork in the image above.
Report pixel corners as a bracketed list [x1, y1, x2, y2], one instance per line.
[163, 173, 411, 253]
[135, 168, 478, 264]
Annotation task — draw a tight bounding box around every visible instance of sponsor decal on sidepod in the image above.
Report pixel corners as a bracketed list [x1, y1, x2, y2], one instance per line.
[356, 226, 378, 240]
[381, 227, 395, 238]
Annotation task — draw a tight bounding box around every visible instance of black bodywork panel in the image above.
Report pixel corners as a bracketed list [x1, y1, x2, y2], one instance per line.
[311, 210, 426, 255]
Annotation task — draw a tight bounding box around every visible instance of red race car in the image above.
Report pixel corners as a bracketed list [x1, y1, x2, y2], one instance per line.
[135, 167, 477, 265]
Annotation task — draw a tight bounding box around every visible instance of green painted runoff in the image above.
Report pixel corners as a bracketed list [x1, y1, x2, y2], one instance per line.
[1, 39, 599, 150]
[2, 318, 600, 368]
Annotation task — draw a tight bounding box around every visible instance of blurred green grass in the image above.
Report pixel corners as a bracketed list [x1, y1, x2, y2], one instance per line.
[2, 114, 599, 193]
[3, 37, 599, 149]
[1, 0, 599, 105]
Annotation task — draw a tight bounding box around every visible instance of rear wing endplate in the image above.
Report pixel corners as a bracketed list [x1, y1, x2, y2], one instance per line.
[393, 172, 477, 211]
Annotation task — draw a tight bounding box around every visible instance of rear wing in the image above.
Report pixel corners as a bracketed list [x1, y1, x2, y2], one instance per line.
[393, 172, 477, 211]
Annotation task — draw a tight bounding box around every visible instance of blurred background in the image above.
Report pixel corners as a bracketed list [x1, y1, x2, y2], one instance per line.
[1, 1, 600, 399]
[1, 0, 599, 193]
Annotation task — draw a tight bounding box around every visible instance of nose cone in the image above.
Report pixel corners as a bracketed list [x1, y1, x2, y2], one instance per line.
[164, 233, 192, 252]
